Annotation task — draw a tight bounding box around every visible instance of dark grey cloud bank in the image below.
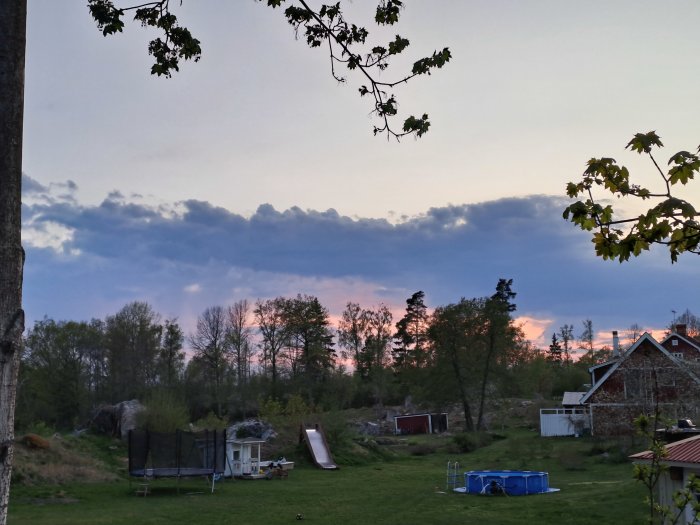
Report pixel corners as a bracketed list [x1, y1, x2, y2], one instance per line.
[21, 175, 699, 342]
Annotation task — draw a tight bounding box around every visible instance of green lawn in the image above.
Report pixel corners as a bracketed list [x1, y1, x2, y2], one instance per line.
[8, 431, 646, 525]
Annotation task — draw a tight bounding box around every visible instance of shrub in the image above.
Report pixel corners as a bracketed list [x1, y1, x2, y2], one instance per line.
[137, 391, 189, 432]
[319, 411, 354, 450]
[556, 447, 586, 470]
[193, 411, 228, 430]
[589, 437, 640, 464]
[285, 394, 311, 418]
[408, 443, 437, 456]
[25, 421, 55, 438]
[453, 432, 493, 453]
[258, 397, 284, 420]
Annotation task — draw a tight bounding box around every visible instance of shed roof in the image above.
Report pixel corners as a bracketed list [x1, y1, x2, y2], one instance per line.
[630, 434, 700, 465]
[562, 392, 586, 406]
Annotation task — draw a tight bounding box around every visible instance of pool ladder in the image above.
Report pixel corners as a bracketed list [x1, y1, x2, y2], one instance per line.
[446, 461, 460, 492]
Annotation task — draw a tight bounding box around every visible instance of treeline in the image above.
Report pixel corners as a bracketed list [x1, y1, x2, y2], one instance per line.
[17, 280, 604, 432]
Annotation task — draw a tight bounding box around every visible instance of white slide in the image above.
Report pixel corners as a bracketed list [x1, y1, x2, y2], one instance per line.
[302, 427, 338, 470]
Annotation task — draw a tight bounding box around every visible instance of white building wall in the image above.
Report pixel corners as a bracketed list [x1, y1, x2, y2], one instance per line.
[539, 408, 590, 437]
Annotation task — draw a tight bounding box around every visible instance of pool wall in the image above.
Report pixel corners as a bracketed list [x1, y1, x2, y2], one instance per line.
[465, 470, 550, 496]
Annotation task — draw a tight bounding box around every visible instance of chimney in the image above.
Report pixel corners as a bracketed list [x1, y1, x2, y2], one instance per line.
[675, 324, 687, 336]
[612, 331, 620, 357]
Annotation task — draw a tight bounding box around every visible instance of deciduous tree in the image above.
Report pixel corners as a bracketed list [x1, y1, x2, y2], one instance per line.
[104, 302, 162, 402]
[157, 318, 185, 389]
[22, 319, 97, 429]
[255, 297, 289, 398]
[429, 298, 486, 432]
[0, 2, 26, 520]
[227, 300, 254, 387]
[579, 319, 594, 354]
[189, 306, 232, 417]
[281, 294, 335, 403]
[667, 309, 700, 339]
[558, 324, 574, 364]
[338, 302, 393, 404]
[476, 278, 517, 429]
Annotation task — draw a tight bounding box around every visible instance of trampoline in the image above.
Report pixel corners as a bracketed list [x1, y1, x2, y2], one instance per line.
[455, 470, 559, 496]
[128, 429, 226, 493]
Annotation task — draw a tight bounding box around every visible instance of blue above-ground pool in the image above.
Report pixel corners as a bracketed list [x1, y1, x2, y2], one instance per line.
[460, 470, 558, 496]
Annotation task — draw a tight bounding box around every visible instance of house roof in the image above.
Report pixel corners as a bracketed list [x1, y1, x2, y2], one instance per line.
[630, 434, 700, 465]
[588, 359, 619, 373]
[562, 392, 586, 406]
[660, 331, 700, 353]
[580, 332, 700, 405]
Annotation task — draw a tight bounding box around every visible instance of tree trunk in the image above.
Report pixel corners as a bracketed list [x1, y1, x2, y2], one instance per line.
[448, 341, 473, 432]
[476, 330, 497, 430]
[0, 2, 27, 524]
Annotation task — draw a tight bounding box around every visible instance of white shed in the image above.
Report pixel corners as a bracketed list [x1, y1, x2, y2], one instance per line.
[539, 392, 590, 437]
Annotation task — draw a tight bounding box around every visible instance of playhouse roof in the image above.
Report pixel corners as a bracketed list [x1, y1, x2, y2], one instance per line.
[226, 437, 266, 445]
[630, 434, 700, 466]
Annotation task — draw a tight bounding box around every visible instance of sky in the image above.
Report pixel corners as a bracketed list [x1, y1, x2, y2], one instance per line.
[21, 1, 700, 350]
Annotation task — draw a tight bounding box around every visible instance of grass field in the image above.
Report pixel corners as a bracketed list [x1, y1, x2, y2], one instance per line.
[8, 429, 646, 525]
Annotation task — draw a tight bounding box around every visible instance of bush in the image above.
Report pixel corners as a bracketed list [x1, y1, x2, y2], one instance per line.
[319, 411, 354, 450]
[589, 437, 640, 464]
[285, 394, 311, 417]
[137, 391, 189, 432]
[24, 421, 55, 438]
[193, 411, 228, 430]
[258, 397, 284, 420]
[556, 447, 586, 470]
[408, 443, 437, 456]
[453, 432, 493, 453]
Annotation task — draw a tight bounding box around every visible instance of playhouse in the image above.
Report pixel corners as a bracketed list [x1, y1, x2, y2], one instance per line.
[224, 437, 294, 479]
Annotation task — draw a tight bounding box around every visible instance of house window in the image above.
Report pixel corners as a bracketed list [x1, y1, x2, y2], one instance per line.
[672, 339, 678, 346]
[624, 370, 645, 399]
[672, 352, 683, 360]
[657, 370, 676, 387]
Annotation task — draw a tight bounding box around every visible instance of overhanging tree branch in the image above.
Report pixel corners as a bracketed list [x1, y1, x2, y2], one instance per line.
[564, 131, 700, 262]
[88, 0, 450, 140]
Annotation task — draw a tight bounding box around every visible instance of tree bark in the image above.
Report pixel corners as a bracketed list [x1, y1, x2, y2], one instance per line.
[448, 339, 473, 432]
[0, 1, 27, 524]
[476, 329, 496, 430]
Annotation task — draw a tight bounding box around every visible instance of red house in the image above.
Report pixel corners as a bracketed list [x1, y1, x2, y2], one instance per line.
[581, 327, 700, 436]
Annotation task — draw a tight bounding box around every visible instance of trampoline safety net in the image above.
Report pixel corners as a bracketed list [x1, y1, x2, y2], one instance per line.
[128, 429, 226, 478]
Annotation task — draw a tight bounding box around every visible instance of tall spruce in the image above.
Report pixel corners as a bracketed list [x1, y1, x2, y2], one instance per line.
[393, 291, 430, 369]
